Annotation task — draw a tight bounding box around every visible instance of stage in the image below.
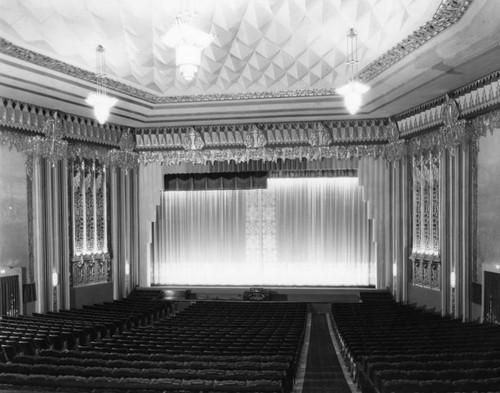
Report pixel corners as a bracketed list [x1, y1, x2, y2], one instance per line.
[140, 285, 382, 303]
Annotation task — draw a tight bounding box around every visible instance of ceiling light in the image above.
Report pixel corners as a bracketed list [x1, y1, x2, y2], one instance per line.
[86, 45, 117, 124]
[337, 28, 370, 115]
[162, 18, 215, 82]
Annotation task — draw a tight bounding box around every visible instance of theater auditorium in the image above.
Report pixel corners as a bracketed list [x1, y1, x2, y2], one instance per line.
[1, 0, 500, 392]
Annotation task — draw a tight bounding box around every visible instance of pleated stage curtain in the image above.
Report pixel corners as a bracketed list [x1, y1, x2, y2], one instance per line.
[151, 177, 374, 286]
[0, 275, 20, 315]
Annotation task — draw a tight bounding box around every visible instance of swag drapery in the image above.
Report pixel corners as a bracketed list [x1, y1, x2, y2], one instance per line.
[151, 177, 374, 286]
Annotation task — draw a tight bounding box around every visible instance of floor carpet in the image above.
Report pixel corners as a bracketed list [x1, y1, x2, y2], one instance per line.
[302, 312, 351, 393]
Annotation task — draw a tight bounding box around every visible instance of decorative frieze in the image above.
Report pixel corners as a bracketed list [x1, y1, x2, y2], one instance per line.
[70, 255, 111, 287]
[0, 110, 138, 169]
[0, 97, 124, 147]
[136, 119, 388, 151]
[454, 71, 500, 117]
[139, 145, 386, 166]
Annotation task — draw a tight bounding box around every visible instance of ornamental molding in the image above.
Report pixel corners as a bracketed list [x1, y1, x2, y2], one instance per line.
[397, 70, 500, 137]
[40, 118, 68, 166]
[0, 97, 124, 147]
[244, 125, 267, 149]
[406, 97, 469, 158]
[0, 1, 472, 104]
[386, 120, 400, 143]
[307, 123, 332, 147]
[0, 119, 138, 169]
[181, 127, 205, 150]
[107, 130, 140, 171]
[136, 119, 389, 151]
[383, 140, 407, 163]
[139, 145, 386, 166]
[358, 0, 472, 82]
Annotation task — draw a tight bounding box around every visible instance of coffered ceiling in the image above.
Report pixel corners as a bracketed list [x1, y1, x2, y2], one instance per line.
[0, 0, 499, 127]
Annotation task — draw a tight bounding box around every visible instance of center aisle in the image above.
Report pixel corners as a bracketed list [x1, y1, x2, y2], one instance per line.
[302, 306, 352, 393]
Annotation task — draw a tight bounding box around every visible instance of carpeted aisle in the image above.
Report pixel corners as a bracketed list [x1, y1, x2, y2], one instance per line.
[302, 311, 352, 393]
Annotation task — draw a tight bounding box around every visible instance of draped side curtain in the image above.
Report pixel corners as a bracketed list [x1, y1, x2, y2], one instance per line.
[151, 177, 374, 286]
[0, 275, 20, 315]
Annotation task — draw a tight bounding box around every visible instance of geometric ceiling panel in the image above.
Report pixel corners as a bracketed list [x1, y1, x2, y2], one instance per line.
[0, 0, 443, 98]
[2, 0, 499, 130]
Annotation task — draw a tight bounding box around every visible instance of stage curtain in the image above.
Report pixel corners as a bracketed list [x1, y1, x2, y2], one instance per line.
[0, 275, 20, 315]
[151, 177, 373, 286]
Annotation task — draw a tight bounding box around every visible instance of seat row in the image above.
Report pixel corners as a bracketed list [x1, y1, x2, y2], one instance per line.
[2, 299, 307, 392]
[330, 291, 500, 393]
[1, 289, 172, 361]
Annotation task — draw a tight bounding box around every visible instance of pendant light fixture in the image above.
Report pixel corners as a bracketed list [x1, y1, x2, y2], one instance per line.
[336, 28, 370, 115]
[162, 17, 215, 82]
[86, 45, 117, 124]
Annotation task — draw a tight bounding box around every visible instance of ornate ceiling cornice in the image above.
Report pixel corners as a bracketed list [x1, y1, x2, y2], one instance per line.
[0, 0, 473, 104]
[396, 69, 500, 137]
[358, 0, 473, 82]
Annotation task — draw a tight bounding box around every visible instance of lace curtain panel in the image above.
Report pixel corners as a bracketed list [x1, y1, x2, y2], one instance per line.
[151, 177, 374, 286]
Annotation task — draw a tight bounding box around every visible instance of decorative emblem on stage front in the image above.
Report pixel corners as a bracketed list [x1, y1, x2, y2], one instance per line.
[244, 125, 267, 149]
[182, 127, 205, 150]
[307, 123, 332, 147]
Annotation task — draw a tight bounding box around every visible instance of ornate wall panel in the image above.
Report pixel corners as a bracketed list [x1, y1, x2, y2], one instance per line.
[72, 163, 84, 255]
[70, 159, 110, 287]
[84, 163, 95, 252]
[410, 152, 441, 290]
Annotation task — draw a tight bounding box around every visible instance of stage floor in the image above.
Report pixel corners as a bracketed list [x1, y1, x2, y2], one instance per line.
[141, 285, 381, 303]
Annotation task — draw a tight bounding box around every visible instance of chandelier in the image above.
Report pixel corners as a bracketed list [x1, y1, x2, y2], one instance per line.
[162, 17, 215, 82]
[336, 28, 370, 115]
[86, 45, 117, 124]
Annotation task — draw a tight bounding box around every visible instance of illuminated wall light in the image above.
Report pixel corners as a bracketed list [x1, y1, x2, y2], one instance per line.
[0, 269, 5, 274]
[450, 271, 456, 288]
[125, 262, 130, 276]
[52, 271, 59, 287]
[495, 264, 500, 270]
[393, 262, 397, 277]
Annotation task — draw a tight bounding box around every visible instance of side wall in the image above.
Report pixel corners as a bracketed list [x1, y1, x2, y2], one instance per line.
[0, 147, 28, 269]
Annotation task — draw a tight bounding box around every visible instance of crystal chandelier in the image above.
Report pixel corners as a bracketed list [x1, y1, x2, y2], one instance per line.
[162, 17, 215, 82]
[86, 45, 117, 124]
[336, 28, 370, 115]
